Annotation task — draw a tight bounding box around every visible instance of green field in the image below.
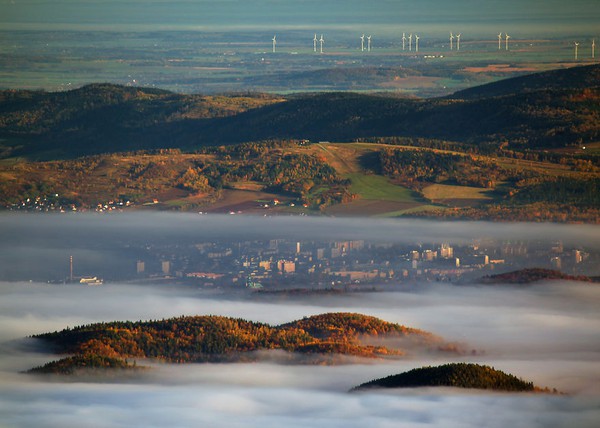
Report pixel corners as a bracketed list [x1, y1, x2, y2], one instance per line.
[347, 173, 418, 202]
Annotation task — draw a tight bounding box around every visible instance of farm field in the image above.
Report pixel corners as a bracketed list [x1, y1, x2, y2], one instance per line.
[421, 183, 495, 207]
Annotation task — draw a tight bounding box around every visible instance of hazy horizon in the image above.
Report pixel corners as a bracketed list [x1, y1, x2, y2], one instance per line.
[1, 0, 599, 36]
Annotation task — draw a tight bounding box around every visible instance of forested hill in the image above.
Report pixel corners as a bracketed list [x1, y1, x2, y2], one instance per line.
[481, 268, 594, 284]
[0, 85, 282, 158]
[351, 363, 553, 392]
[451, 64, 600, 100]
[27, 313, 461, 374]
[1, 64, 599, 159]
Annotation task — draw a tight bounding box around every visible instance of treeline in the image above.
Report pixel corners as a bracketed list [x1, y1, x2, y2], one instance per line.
[481, 268, 593, 284]
[363, 136, 600, 167]
[510, 177, 600, 207]
[28, 355, 136, 375]
[352, 363, 541, 392]
[377, 147, 510, 189]
[409, 202, 600, 223]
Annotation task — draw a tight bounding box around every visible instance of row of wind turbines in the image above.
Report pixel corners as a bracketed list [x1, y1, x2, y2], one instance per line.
[401, 33, 421, 52]
[273, 34, 326, 53]
[271, 33, 597, 59]
[574, 39, 595, 60]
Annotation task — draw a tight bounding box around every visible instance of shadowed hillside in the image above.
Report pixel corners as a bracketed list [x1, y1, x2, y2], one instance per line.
[451, 64, 600, 100]
[1, 65, 599, 159]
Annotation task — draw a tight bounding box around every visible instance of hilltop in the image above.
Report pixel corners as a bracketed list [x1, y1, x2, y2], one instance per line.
[451, 64, 600, 100]
[351, 363, 555, 393]
[26, 312, 461, 374]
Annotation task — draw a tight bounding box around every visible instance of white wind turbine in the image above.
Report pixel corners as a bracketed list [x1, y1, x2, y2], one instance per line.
[575, 42, 579, 60]
[313, 33, 318, 52]
[505, 34, 510, 50]
[319, 34, 324, 53]
[409, 33, 413, 51]
[360, 34, 365, 52]
[498, 32, 502, 50]
[367, 35, 372, 52]
[402, 32, 406, 51]
[415, 34, 419, 52]
[272, 35, 276, 53]
[450, 32, 454, 50]
[456, 33, 461, 51]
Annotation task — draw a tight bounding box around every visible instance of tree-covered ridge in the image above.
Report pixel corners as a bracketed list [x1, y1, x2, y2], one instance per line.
[0, 84, 281, 134]
[481, 268, 593, 284]
[192, 144, 353, 207]
[451, 64, 600, 100]
[28, 313, 457, 373]
[509, 177, 600, 206]
[28, 355, 140, 375]
[282, 312, 431, 340]
[352, 363, 551, 392]
[0, 142, 353, 210]
[1, 65, 599, 160]
[378, 147, 513, 189]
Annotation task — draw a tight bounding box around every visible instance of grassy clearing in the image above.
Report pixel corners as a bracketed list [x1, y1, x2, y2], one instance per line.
[348, 173, 418, 202]
[422, 183, 495, 201]
[228, 181, 265, 191]
[312, 143, 364, 175]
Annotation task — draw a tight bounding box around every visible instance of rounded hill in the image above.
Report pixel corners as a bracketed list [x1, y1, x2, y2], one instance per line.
[352, 363, 550, 392]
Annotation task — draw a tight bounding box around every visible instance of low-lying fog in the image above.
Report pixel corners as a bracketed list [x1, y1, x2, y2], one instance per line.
[1, 213, 599, 427]
[1, 213, 599, 280]
[1, 280, 599, 428]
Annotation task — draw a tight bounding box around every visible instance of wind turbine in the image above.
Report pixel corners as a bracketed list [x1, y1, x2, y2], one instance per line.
[450, 32, 454, 50]
[367, 35, 372, 52]
[272, 35, 276, 53]
[313, 33, 318, 52]
[415, 34, 419, 53]
[409, 33, 413, 51]
[456, 33, 461, 51]
[319, 34, 324, 54]
[402, 32, 406, 51]
[360, 34, 365, 52]
[505, 34, 510, 51]
[498, 32, 502, 50]
[575, 42, 579, 60]
[592, 39, 596, 59]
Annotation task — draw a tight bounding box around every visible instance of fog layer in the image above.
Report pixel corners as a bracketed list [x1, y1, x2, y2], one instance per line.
[1, 278, 599, 427]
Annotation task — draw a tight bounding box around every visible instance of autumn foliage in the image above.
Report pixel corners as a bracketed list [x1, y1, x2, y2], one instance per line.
[28, 313, 454, 373]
